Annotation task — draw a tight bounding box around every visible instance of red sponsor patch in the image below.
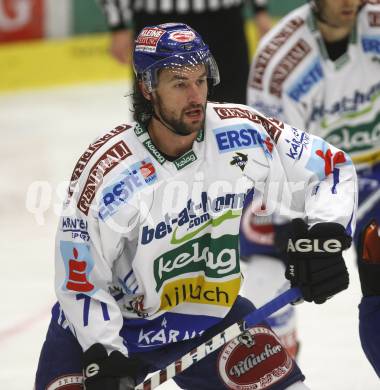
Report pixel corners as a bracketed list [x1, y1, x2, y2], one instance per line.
[218, 326, 293, 389]
[169, 30, 195, 42]
[66, 248, 94, 293]
[136, 27, 165, 53]
[46, 374, 83, 389]
[140, 160, 155, 179]
[270, 39, 311, 98]
[77, 141, 132, 215]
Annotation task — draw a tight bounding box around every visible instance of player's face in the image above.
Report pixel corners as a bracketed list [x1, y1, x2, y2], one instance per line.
[152, 64, 208, 136]
[319, 0, 361, 28]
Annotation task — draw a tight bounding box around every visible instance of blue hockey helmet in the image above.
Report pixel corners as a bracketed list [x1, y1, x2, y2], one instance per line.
[133, 23, 220, 92]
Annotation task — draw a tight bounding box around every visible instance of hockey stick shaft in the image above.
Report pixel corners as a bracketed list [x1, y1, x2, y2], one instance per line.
[132, 286, 302, 390]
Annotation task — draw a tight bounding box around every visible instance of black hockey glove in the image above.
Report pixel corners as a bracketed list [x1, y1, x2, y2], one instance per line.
[358, 219, 380, 297]
[82, 343, 141, 390]
[285, 219, 351, 304]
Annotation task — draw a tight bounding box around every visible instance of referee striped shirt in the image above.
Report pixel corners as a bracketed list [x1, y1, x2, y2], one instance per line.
[99, 0, 268, 30]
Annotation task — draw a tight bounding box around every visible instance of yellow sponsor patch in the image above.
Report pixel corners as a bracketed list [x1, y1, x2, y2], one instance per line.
[160, 275, 241, 311]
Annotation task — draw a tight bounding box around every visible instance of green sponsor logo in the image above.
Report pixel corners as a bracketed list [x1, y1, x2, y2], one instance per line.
[196, 128, 204, 142]
[143, 139, 166, 164]
[134, 123, 147, 136]
[325, 114, 380, 154]
[171, 209, 240, 245]
[173, 150, 197, 170]
[153, 233, 239, 291]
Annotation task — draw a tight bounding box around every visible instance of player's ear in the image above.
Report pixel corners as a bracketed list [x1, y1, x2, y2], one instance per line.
[139, 80, 151, 101]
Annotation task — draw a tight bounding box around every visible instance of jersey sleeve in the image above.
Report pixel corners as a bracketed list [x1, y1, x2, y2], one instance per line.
[243, 113, 357, 237]
[55, 131, 136, 356]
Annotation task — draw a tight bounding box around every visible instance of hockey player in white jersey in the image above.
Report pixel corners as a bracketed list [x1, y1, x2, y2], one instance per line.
[243, 0, 380, 357]
[34, 23, 356, 390]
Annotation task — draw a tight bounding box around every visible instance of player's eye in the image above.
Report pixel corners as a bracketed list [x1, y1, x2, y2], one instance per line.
[174, 82, 186, 89]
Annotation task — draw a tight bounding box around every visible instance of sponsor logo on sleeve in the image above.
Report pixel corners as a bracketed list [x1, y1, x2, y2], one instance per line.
[285, 127, 310, 160]
[61, 217, 89, 241]
[77, 141, 132, 215]
[213, 107, 283, 143]
[60, 241, 96, 294]
[67, 125, 130, 198]
[270, 39, 311, 98]
[135, 27, 165, 53]
[98, 157, 157, 220]
[250, 17, 304, 91]
[287, 58, 324, 102]
[306, 138, 350, 193]
[218, 326, 293, 389]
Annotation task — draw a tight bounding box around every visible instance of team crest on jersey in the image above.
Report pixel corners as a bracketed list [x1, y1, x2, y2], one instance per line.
[230, 152, 248, 171]
[218, 326, 293, 389]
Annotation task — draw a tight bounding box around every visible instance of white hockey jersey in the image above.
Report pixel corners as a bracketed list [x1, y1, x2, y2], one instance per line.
[247, 2, 380, 171]
[55, 102, 357, 356]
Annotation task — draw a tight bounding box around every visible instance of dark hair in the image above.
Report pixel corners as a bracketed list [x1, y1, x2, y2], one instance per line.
[131, 78, 154, 125]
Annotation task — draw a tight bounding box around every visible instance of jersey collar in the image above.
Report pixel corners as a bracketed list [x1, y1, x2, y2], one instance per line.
[134, 122, 204, 171]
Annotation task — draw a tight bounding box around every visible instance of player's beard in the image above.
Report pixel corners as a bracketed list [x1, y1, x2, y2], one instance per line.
[153, 93, 206, 137]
